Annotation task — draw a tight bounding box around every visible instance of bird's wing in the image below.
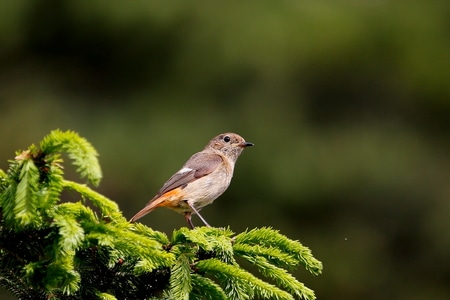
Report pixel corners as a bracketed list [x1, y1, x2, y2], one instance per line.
[153, 152, 223, 199]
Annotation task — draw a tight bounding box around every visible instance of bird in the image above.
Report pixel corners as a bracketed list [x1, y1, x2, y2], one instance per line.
[129, 133, 253, 228]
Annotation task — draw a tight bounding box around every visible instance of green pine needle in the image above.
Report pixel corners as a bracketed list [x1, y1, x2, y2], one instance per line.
[242, 254, 316, 300]
[132, 222, 170, 245]
[52, 212, 85, 252]
[190, 273, 228, 300]
[40, 129, 102, 186]
[174, 227, 236, 264]
[62, 180, 121, 219]
[14, 158, 41, 227]
[0, 181, 18, 225]
[235, 227, 323, 276]
[96, 292, 117, 300]
[234, 243, 300, 269]
[197, 258, 294, 300]
[169, 253, 192, 300]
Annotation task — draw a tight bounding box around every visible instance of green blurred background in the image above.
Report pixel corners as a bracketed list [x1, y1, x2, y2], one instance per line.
[1, 1, 449, 299]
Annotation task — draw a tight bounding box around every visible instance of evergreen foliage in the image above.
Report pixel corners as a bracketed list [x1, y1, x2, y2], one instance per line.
[0, 130, 322, 299]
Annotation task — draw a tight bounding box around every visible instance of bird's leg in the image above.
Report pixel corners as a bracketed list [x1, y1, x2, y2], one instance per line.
[186, 202, 211, 227]
[184, 212, 195, 229]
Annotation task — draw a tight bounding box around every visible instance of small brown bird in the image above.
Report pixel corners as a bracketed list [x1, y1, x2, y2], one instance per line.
[130, 133, 253, 228]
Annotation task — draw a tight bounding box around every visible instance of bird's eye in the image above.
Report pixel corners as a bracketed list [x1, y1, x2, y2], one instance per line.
[223, 135, 231, 142]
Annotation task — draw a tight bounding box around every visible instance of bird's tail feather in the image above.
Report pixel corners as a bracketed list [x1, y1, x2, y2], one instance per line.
[129, 190, 182, 222]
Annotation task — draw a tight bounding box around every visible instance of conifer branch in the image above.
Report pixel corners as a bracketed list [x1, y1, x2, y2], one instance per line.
[190, 273, 228, 300]
[197, 258, 293, 300]
[40, 129, 102, 186]
[241, 254, 316, 300]
[61, 180, 121, 219]
[0, 130, 322, 299]
[169, 252, 192, 300]
[234, 227, 323, 276]
[14, 158, 41, 227]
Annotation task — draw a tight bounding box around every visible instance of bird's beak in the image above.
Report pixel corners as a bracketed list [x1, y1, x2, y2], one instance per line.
[239, 142, 254, 148]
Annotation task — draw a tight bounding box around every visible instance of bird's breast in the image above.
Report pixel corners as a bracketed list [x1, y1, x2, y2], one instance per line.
[183, 165, 232, 209]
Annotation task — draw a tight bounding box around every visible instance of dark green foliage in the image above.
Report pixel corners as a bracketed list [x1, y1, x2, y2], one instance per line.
[0, 130, 322, 299]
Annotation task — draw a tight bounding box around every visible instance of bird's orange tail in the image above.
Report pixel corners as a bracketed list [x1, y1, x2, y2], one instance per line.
[129, 189, 183, 222]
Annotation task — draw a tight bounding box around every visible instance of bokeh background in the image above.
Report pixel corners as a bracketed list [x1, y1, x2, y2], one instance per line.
[1, 1, 449, 299]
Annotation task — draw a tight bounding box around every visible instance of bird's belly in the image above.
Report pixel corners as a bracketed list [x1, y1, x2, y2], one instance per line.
[182, 171, 231, 210]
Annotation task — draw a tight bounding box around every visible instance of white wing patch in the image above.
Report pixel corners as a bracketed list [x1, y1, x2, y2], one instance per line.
[179, 167, 194, 173]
